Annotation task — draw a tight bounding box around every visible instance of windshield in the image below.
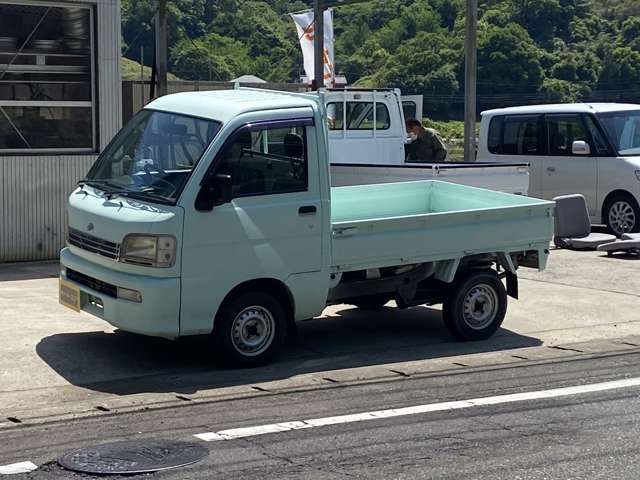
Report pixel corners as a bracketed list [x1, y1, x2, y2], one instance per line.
[85, 110, 221, 204]
[598, 110, 640, 156]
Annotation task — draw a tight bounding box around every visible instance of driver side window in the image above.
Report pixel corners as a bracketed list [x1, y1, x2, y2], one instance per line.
[215, 124, 309, 198]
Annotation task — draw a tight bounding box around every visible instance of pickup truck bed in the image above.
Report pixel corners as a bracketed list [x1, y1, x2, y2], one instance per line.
[331, 180, 554, 272]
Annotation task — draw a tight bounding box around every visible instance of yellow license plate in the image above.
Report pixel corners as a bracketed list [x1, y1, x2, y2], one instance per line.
[59, 279, 81, 312]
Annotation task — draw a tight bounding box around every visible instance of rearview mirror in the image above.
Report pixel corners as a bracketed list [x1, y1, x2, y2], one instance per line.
[195, 174, 233, 212]
[572, 140, 591, 156]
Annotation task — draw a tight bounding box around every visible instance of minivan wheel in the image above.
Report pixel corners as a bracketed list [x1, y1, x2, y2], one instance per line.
[605, 194, 640, 236]
[214, 292, 286, 367]
[442, 270, 507, 341]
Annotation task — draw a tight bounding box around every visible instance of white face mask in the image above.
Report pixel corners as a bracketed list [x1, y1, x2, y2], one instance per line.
[408, 132, 418, 141]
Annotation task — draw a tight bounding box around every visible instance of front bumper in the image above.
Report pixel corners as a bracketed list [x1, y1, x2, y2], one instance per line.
[60, 248, 181, 338]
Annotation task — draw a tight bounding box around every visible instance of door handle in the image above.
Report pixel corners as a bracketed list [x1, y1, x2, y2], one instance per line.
[298, 205, 317, 215]
[547, 166, 556, 172]
[333, 227, 358, 237]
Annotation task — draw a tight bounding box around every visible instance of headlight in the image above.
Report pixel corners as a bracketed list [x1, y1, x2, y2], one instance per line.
[635, 170, 640, 182]
[120, 235, 176, 268]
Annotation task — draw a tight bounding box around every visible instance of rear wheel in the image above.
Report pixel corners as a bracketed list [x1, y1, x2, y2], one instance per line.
[605, 194, 640, 236]
[442, 270, 507, 341]
[213, 292, 286, 367]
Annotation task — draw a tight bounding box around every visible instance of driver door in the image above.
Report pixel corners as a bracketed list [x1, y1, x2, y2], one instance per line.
[180, 114, 324, 334]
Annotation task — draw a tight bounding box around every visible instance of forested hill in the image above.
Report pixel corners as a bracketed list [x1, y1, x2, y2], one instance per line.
[121, 0, 640, 118]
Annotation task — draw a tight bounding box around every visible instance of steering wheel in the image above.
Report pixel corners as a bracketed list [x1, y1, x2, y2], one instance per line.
[144, 161, 166, 175]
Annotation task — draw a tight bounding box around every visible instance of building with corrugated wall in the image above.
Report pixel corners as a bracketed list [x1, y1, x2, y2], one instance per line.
[0, 0, 121, 262]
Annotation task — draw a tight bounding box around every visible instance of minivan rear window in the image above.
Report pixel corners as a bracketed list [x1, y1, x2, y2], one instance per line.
[488, 115, 544, 155]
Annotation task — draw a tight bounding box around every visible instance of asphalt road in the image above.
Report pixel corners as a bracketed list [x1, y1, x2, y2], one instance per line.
[4, 351, 640, 479]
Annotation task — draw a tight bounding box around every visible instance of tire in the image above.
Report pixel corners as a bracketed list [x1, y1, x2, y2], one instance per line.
[604, 194, 640, 236]
[213, 292, 286, 367]
[442, 270, 507, 341]
[352, 297, 390, 310]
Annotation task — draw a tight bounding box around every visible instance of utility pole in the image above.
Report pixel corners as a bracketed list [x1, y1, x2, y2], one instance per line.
[313, 0, 324, 91]
[463, 0, 478, 162]
[155, 0, 168, 97]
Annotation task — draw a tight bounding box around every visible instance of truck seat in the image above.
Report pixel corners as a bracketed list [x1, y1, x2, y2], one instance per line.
[283, 133, 304, 159]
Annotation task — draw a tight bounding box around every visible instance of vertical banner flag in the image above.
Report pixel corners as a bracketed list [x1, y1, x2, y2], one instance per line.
[290, 9, 335, 87]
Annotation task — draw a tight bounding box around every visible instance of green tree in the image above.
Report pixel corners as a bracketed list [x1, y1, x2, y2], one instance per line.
[477, 23, 544, 94]
[598, 47, 640, 90]
[170, 33, 252, 81]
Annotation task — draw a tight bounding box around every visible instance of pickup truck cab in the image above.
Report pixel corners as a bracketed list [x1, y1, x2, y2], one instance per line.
[326, 89, 530, 195]
[59, 88, 554, 367]
[478, 103, 640, 235]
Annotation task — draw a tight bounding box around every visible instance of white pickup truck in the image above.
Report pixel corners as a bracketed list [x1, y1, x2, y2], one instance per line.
[326, 89, 530, 195]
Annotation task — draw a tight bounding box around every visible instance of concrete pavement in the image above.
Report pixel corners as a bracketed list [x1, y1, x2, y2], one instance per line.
[0, 248, 639, 427]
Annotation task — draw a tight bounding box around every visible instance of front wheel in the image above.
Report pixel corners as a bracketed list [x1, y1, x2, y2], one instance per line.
[213, 292, 286, 367]
[605, 194, 640, 236]
[442, 270, 507, 341]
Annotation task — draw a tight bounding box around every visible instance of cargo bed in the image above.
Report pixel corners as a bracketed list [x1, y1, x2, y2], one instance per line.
[330, 180, 554, 272]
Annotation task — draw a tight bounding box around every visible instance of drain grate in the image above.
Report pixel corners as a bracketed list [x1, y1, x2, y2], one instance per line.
[57, 439, 208, 475]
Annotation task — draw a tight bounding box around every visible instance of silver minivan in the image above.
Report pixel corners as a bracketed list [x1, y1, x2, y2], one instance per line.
[478, 103, 640, 236]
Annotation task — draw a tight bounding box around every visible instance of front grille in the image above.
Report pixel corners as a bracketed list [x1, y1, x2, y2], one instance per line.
[68, 228, 120, 260]
[66, 268, 117, 298]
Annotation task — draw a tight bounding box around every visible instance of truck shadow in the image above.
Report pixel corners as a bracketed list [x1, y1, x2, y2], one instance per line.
[36, 305, 542, 396]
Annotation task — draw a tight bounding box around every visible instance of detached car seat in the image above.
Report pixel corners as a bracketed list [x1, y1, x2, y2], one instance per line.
[553, 194, 617, 249]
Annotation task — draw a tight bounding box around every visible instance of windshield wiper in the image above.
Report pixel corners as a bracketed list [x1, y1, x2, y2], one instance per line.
[77, 179, 121, 192]
[106, 189, 174, 205]
[78, 179, 174, 205]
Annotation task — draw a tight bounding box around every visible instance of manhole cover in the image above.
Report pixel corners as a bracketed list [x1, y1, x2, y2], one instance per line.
[57, 439, 209, 475]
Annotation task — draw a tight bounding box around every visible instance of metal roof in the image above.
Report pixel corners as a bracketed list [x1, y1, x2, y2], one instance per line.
[146, 88, 320, 123]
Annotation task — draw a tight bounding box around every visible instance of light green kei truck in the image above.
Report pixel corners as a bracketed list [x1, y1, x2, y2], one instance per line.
[59, 88, 554, 366]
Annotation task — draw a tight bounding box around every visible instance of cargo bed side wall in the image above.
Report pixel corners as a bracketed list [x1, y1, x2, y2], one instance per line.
[331, 182, 432, 223]
[429, 181, 546, 213]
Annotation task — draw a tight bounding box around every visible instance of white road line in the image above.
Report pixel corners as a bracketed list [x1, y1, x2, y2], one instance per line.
[0, 462, 38, 475]
[194, 377, 640, 442]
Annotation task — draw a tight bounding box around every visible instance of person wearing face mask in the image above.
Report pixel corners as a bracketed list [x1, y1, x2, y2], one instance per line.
[405, 118, 448, 162]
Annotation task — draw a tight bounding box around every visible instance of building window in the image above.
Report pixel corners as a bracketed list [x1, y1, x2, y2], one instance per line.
[0, 2, 95, 153]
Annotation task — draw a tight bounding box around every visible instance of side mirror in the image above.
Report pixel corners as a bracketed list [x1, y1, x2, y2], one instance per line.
[572, 140, 591, 156]
[214, 174, 233, 204]
[195, 174, 233, 212]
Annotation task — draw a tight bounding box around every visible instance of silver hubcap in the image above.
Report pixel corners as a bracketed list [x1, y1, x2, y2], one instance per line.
[230, 306, 275, 357]
[462, 284, 499, 330]
[609, 201, 636, 236]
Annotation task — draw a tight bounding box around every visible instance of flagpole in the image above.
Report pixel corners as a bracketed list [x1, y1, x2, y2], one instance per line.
[313, 0, 324, 91]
